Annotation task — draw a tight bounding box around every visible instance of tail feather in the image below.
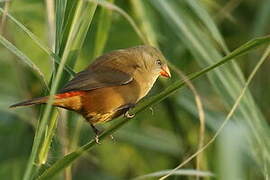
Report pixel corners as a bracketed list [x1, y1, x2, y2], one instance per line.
[10, 91, 86, 108]
[9, 96, 48, 108]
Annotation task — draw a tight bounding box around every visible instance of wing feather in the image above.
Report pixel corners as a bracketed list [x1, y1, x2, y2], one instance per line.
[60, 67, 132, 93]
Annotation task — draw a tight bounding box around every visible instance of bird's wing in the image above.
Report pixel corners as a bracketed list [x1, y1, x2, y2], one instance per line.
[59, 66, 133, 93]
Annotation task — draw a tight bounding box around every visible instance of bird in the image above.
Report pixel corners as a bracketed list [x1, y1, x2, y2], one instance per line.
[10, 45, 171, 143]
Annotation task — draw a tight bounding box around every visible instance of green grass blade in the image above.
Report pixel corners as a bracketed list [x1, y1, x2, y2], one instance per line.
[37, 0, 98, 165]
[184, 0, 228, 52]
[92, 0, 114, 58]
[133, 169, 214, 179]
[252, 0, 270, 36]
[92, 0, 148, 45]
[22, 1, 98, 179]
[0, 35, 48, 90]
[0, 7, 76, 77]
[55, 0, 67, 54]
[37, 36, 270, 180]
[130, 0, 158, 46]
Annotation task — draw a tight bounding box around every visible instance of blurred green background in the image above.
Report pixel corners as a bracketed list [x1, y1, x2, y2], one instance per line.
[0, 0, 270, 179]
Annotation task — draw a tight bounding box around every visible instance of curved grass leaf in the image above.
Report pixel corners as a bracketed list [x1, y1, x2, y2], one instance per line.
[37, 35, 270, 180]
[184, 0, 227, 52]
[37, 0, 98, 166]
[133, 169, 214, 180]
[90, 0, 148, 45]
[130, 0, 158, 46]
[0, 35, 48, 90]
[92, 0, 114, 58]
[22, 1, 98, 179]
[0, 7, 76, 77]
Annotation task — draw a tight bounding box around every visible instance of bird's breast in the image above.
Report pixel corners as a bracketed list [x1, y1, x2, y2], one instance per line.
[133, 72, 159, 101]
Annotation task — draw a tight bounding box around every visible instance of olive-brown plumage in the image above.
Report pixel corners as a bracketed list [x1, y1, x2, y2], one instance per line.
[10, 45, 171, 141]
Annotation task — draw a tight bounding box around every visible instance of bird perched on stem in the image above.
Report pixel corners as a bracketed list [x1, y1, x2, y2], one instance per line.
[10, 45, 171, 143]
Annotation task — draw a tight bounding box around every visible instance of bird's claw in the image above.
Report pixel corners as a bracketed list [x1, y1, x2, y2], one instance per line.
[95, 135, 101, 144]
[110, 135, 114, 141]
[125, 111, 135, 118]
[149, 107, 154, 115]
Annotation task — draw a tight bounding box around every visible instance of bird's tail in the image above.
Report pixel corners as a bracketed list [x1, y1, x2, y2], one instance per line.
[9, 96, 49, 108]
[9, 91, 86, 109]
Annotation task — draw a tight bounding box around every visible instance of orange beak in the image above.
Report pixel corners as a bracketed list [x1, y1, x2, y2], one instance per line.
[160, 65, 171, 78]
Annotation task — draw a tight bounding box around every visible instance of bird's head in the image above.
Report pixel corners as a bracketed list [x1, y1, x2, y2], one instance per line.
[135, 45, 171, 78]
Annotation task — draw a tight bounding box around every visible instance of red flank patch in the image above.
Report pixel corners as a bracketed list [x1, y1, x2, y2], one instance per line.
[55, 91, 86, 99]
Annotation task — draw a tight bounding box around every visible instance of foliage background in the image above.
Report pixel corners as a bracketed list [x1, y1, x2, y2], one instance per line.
[0, 0, 269, 179]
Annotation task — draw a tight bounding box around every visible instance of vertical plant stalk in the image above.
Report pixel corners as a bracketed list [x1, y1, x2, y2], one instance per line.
[0, 7, 76, 76]
[159, 45, 270, 180]
[0, 35, 48, 89]
[0, 0, 10, 34]
[57, 110, 72, 180]
[90, 0, 148, 45]
[45, 0, 56, 51]
[37, 0, 98, 165]
[23, 1, 98, 179]
[38, 0, 57, 166]
[55, 0, 67, 56]
[130, 0, 158, 46]
[92, 0, 114, 58]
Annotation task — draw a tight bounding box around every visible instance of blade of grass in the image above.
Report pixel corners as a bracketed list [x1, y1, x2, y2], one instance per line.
[0, 35, 48, 90]
[252, 0, 270, 36]
[0, 7, 76, 77]
[184, 0, 227, 52]
[55, 0, 67, 55]
[45, 0, 55, 50]
[130, 0, 157, 46]
[37, 35, 270, 180]
[133, 169, 214, 180]
[37, 0, 98, 165]
[39, 0, 97, 178]
[62, 1, 115, 177]
[22, 1, 98, 179]
[92, 0, 114, 58]
[184, 0, 245, 81]
[0, 0, 10, 34]
[89, 0, 148, 45]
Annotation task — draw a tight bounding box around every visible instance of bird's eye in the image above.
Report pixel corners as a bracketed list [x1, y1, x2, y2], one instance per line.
[156, 59, 162, 66]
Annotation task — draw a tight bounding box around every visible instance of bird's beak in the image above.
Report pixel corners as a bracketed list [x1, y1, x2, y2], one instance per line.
[160, 64, 171, 78]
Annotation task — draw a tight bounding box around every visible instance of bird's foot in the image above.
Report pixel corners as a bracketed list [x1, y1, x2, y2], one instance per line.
[91, 124, 102, 144]
[110, 134, 114, 141]
[149, 107, 154, 115]
[125, 111, 135, 118]
[94, 135, 101, 144]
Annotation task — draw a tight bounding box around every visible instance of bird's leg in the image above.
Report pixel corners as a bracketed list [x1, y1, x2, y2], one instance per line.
[110, 134, 114, 141]
[90, 124, 101, 144]
[90, 124, 114, 143]
[149, 107, 154, 115]
[115, 103, 135, 119]
[124, 111, 135, 118]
